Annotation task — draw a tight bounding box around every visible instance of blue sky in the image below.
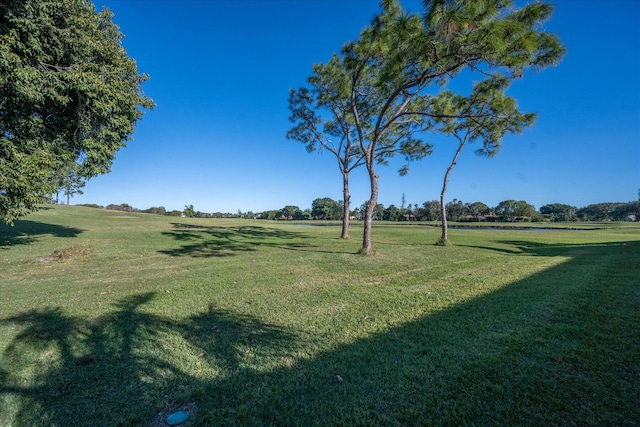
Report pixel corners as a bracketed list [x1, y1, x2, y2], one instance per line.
[74, 0, 640, 213]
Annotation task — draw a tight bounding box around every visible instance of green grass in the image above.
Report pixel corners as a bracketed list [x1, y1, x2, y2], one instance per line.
[1, 205, 639, 426]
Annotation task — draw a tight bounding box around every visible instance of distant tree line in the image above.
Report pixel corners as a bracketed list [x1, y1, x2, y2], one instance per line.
[75, 198, 638, 222]
[341, 199, 638, 222]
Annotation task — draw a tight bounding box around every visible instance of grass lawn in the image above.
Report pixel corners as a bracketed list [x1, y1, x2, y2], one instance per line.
[1, 205, 639, 426]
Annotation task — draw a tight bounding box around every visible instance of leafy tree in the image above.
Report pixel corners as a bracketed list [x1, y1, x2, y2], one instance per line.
[611, 202, 637, 221]
[421, 200, 442, 222]
[494, 200, 535, 221]
[311, 197, 340, 220]
[340, 2, 435, 253]
[0, 0, 153, 224]
[350, 207, 361, 220]
[107, 203, 134, 212]
[540, 203, 577, 222]
[466, 201, 490, 220]
[445, 199, 467, 222]
[514, 200, 536, 219]
[278, 205, 303, 220]
[577, 203, 607, 221]
[431, 77, 536, 244]
[288, 62, 365, 239]
[363, 203, 387, 221]
[58, 163, 87, 205]
[258, 210, 279, 221]
[142, 206, 166, 215]
[294, 1, 438, 252]
[383, 204, 401, 221]
[183, 204, 195, 218]
[494, 200, 518, 220]
[194, 210, 211, 218]
[312, 0, 563, 253]
[336, 200, 345, 220]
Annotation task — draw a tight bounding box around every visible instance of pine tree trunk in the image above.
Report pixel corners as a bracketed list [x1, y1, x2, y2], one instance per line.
[341, 171, 350, 239]
[362, 167, 378, 254]
[439, 140, 465, 245]
[440, 185, 448, 243]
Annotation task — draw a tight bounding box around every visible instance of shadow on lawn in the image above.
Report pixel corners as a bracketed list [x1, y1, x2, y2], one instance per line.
[458, 239, 632, 257]
[2, 241, 638, 426]
[0, 292, 296, 426]
[0, 220, 83, 248]
[159, 223, 318, 257]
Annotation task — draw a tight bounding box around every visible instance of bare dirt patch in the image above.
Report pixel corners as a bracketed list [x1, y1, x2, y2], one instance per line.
[35, 244, 93, 263]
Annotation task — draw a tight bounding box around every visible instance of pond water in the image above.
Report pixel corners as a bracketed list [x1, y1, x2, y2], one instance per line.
[438, 226, 585, 232]
[297, 223, 586, 231]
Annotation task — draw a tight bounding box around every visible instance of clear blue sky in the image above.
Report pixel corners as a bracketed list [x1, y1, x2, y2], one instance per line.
[74, 0, 640, 213]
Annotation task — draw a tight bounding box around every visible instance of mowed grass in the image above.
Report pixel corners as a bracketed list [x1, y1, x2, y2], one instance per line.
[1, 205, 638, 426]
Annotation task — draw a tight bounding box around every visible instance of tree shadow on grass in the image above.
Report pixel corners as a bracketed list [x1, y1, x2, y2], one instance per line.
[2, 241, 638, 425]
[0, 292, 297, 426]
[158, 223, 319, 257]
[187, 240, 639, 426]
[0, 220, 84, 248]
[457, 239, 631, 256]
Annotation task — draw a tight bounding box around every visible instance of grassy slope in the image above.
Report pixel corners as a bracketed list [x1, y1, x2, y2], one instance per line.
[1, 205, 638, 426]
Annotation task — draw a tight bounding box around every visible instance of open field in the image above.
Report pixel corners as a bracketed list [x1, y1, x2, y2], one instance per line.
[1, 205, 639, 426]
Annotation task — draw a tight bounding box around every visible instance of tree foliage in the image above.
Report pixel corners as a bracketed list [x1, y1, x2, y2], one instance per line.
[494, 199, 536, 221]
[432, 76, 537, 243]
[288, 74, 363, 237]
[311, 197, 341, 220]
[540, 203, 577, 221]
[576, 202, 638, 221]
[421, 200, 442, 221]
[0, 0, 153, 224]
[295, 0, 563, 253]
[107, 203, 134, 213]
[142, 206, 166, 216]
[58, 162, 86, 205]
[466, 201, 490, 219]
[277, 205, 307, 220]
[183, 205, 195, 218]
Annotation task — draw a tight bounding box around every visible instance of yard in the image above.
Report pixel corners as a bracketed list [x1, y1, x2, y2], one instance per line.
[1, 205, 638, 426]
